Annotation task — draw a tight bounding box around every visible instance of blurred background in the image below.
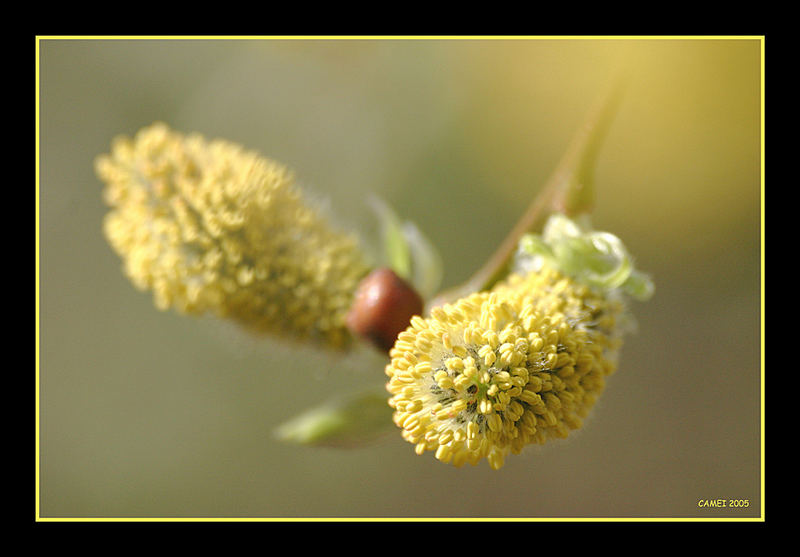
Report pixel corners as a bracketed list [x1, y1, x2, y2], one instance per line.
[38, 37, 762, 519]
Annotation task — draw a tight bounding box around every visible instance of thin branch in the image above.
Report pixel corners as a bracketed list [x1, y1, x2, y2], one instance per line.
[430, 76, 628, 310]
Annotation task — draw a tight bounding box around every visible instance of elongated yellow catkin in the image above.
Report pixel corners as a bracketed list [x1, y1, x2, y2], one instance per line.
[95, 122, 370, 348]
[385, 265, 625, 470]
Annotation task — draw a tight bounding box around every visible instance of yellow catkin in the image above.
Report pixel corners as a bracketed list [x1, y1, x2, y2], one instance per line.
[95, 122, 370, 348]
[385, 265, 626, 470]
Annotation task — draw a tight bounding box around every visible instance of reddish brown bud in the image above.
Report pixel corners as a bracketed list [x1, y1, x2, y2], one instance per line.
[346, 268, 424, 352]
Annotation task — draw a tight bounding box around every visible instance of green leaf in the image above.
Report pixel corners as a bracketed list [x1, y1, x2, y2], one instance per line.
[273, 389, 395, 449]
[401, 220, 443, 300]
[369, 195, 411, 280]
[369, 195, 443, 299]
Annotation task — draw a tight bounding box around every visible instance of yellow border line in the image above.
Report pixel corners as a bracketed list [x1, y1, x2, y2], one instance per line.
[35, 35, 766, 41]
[34, 34, 766, 523]
[760, 35, 766, 521]
[35, 36, 42, 523]
[38, 516, 763, 522]
[35, 517, 766, 523]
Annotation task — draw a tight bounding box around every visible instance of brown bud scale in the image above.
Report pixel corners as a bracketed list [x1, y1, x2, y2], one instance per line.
[346, 268, 424, 352]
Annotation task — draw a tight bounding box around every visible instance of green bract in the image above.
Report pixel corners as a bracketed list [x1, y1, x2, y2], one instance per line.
[515, 213, 654, 301]
[274, 389, 394, 448]
[369, 195, 443, 300]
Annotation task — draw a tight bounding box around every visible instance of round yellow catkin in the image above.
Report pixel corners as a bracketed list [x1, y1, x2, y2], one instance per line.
[385, 265, 626, 470]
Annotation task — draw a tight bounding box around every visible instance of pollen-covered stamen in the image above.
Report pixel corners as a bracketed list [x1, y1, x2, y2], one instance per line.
[386, 265, 626, 470]
[95, 122, 371, 348]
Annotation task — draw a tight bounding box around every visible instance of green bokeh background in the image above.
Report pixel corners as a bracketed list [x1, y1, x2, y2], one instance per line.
[38, 37, 762, 519]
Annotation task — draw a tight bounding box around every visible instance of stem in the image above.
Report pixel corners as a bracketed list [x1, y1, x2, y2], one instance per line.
[429, 76, 628, 310]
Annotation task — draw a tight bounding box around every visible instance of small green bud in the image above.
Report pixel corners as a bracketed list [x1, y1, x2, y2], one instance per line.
[515, 213, 654, 301]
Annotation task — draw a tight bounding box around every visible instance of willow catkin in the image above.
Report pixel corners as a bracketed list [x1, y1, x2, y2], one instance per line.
[385, 265, 626, 470]
[95, 122, 370, 349]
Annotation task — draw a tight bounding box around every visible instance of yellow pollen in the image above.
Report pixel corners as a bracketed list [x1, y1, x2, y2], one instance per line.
[95, 122, 369, 349]
[385, 265, 626, 470]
